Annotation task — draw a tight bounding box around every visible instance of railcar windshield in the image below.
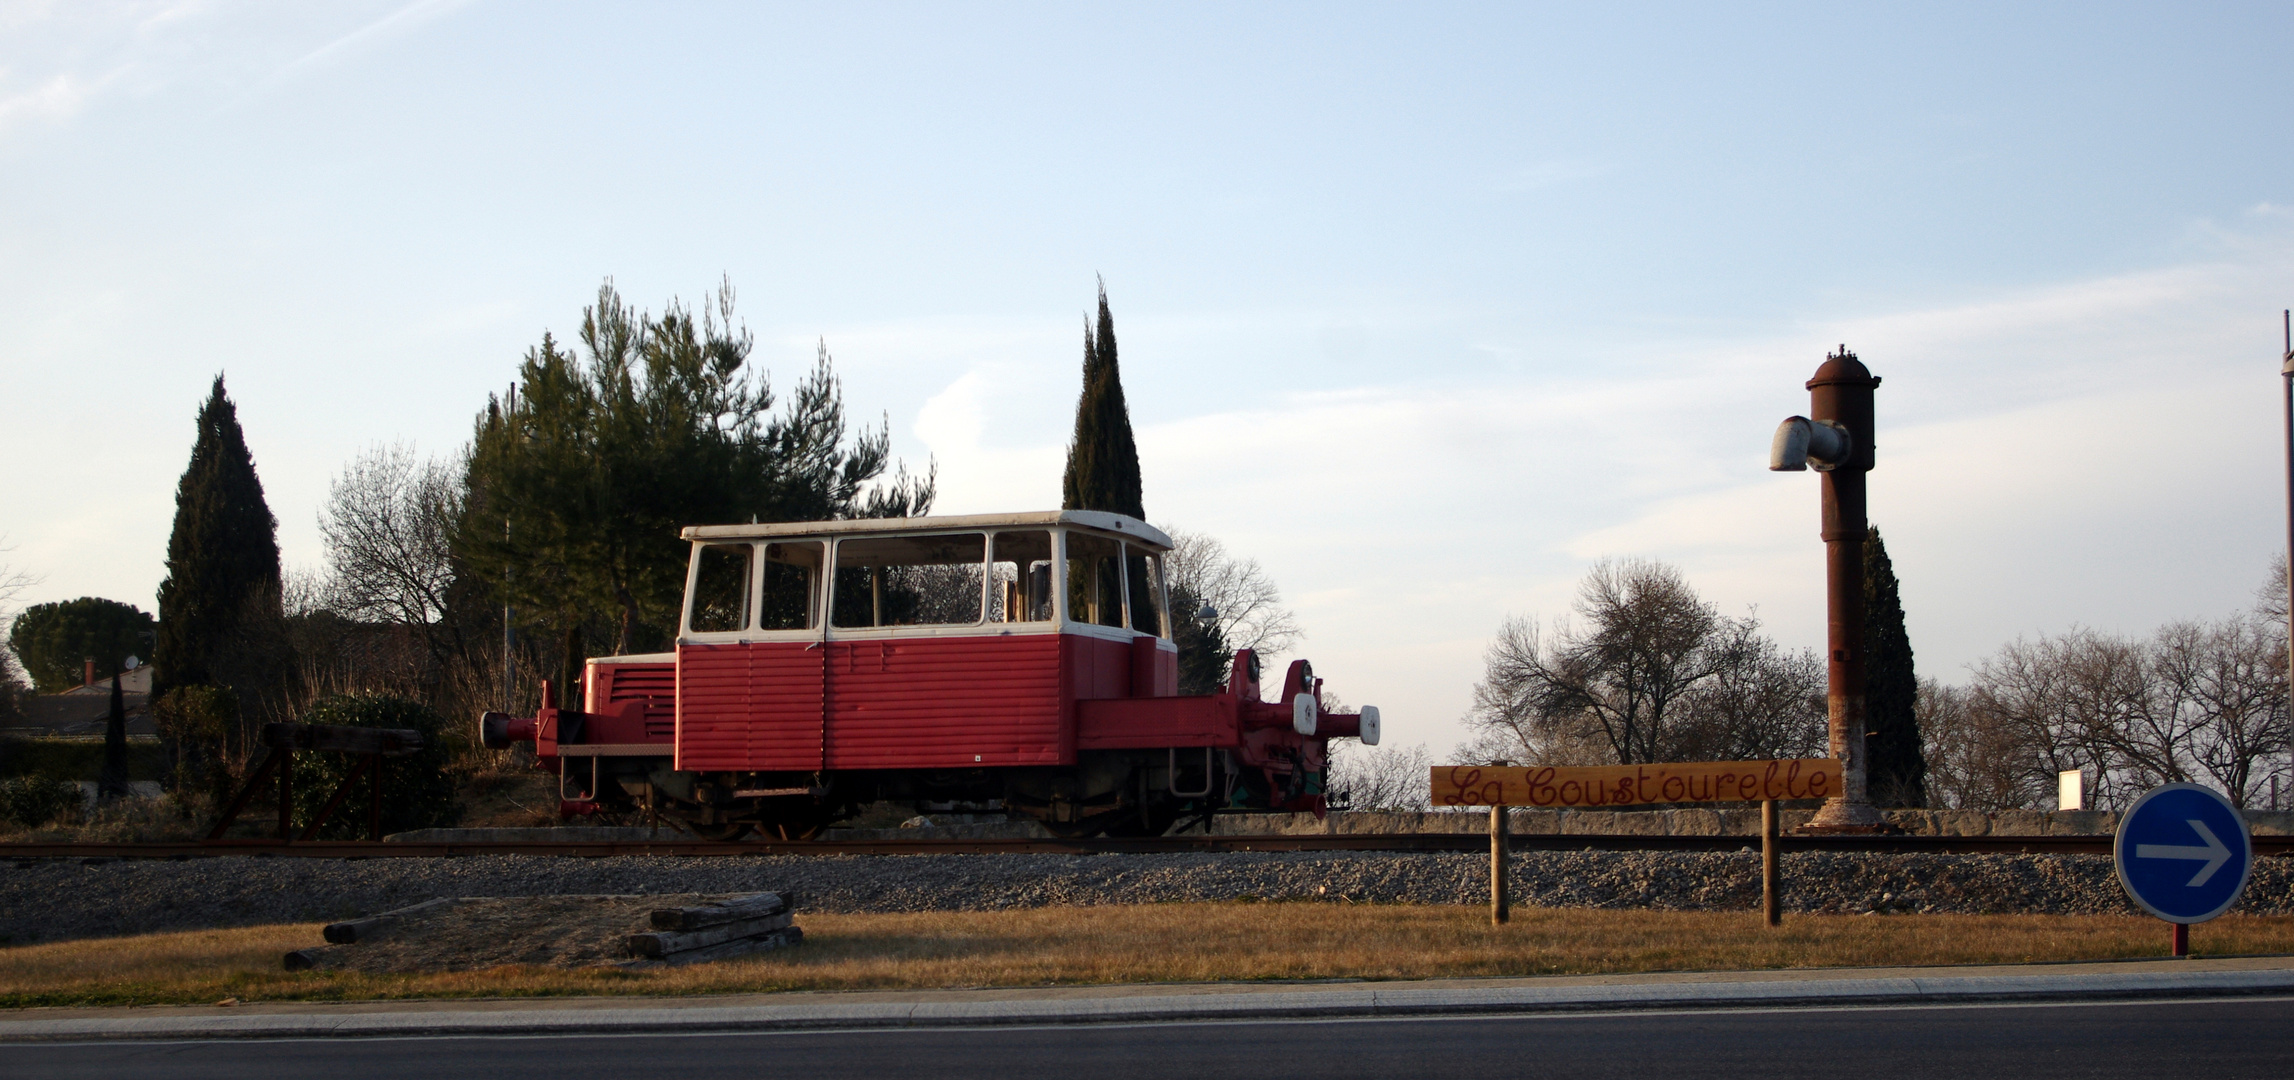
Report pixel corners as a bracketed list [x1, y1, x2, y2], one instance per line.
[832, 533, 988, 628]
[1062, 532, 1172, 638]
[687, 543, 752, 633]
[1128, 543, 1168, 638]
[1065, 532, 1126, 629]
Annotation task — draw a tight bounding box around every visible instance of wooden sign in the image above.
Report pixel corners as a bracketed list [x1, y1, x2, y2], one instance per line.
[1432, 758, 1840, 809]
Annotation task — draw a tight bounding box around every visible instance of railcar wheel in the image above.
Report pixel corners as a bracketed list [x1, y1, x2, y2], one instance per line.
[1041, 816, 1109, 839]
[760, 816, 829, 841]
[1102, 801, 1182, 838]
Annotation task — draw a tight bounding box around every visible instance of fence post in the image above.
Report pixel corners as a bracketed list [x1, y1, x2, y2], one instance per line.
[1490, 805, 1510, 925]
[1762, 798, 1781, 926]
[367, 753, 384, 841]
[277, 748, 293, 842]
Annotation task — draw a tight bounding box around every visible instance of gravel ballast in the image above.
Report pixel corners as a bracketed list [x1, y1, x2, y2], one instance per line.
[4, 850, 2291, 946]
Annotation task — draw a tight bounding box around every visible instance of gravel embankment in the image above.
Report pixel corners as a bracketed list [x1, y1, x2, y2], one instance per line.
[4, 851, 2290, 946]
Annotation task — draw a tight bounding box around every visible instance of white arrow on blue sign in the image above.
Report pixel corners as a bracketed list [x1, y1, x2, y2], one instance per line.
[2113, 783, 2254, 924]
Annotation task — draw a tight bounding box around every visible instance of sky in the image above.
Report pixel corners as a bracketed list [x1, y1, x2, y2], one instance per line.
[3, 1, 2292, 757]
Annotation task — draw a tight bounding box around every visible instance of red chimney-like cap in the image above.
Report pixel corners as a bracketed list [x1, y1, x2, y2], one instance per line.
[1807, 345, 1880, 390]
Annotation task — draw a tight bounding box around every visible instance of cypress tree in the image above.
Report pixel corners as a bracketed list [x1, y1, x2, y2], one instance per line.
[1862, 526, 1926, 806]
[1060, 282, 1145, 519]
[99, 666, 129, 799]
[1060, 283, 1160, 635]
[154, 375, 286, 749]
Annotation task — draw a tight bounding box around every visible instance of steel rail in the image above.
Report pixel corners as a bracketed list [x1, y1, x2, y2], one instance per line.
[8, 834, 2292, 860]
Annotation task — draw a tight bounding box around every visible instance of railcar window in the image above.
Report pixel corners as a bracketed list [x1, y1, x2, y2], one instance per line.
[989, 531, 1054, 623]
[688, 543, 753, 633]
[759, 541, 823, 630]
[831, 533, 987, 628]
[1128, 545, 1170, 639]
[1065, 533, 1127, 629]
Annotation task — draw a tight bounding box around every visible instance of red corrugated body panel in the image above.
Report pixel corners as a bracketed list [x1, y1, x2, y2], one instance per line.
[1076, 695, 1236, 749]
[1063, 634, 1135, 700]
[677, 642, 824, 771]
[825, 634, 1063, 769]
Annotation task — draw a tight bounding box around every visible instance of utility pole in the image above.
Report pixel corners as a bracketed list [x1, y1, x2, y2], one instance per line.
[2282, 311, 2292, 810]
[503, 381, 518, 712]
[1769, 347, 1888, 829]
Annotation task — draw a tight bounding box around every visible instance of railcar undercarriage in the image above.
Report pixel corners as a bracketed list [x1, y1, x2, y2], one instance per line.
[552, 743, 1320, 841]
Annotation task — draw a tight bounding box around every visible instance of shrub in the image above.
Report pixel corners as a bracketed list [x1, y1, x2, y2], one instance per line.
[153, 684, 237, 805]
[287, 694, 459, 839]
[0, 775, 81, 828]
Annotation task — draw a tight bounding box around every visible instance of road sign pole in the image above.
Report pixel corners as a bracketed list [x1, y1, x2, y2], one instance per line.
[1762, 799, 1781, 927]
[2173, 921, 2190, 958]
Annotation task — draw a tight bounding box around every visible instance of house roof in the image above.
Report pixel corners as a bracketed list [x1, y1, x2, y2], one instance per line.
[13, 693, 154, 738]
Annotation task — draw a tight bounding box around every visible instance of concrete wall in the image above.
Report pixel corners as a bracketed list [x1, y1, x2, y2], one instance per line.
[390, 807, 2294, 843]
[1208, 807, 2294, 837]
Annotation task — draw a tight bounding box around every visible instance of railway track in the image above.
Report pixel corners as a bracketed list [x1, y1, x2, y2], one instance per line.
[10, 833, 2292, 859]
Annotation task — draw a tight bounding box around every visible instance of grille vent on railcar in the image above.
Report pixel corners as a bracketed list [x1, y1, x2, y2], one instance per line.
[603, 665, 678, 740]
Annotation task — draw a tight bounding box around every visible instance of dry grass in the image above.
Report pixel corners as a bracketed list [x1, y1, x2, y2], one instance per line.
[5, 904, 2291, 1009]
[0, 795, 208, 844]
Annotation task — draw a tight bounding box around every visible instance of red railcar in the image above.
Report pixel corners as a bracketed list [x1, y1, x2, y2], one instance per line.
[484, 510, 1379, 839]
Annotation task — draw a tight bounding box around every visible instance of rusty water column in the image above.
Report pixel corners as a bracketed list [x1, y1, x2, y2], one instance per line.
[1770, 346, 1887, 829]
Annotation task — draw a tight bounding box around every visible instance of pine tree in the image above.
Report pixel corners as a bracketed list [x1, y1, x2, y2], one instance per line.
[6, 597, 155, 692]
[1061, 282, 1145, 519]
[154, 375, 286, 750]
[1863, 526, 1926, 806]
[456, 281, 933, 666]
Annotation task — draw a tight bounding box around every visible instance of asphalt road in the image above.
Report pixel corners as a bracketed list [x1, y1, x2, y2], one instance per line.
[9, 997, 2291, 1080]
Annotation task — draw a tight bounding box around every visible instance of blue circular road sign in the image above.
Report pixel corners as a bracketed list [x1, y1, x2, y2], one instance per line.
[2114, 783, 2253, 924]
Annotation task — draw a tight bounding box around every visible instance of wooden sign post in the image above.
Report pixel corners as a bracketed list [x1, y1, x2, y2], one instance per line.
[1433, 759, 1841, 927]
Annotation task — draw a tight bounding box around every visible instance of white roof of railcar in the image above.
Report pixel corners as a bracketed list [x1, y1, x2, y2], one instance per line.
[680, 510, 1172, 550]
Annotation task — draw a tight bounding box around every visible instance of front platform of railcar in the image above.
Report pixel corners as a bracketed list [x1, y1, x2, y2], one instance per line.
[481, 510, 1379, 839]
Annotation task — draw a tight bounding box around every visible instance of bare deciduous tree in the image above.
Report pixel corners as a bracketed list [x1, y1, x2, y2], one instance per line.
[2153, 617, 2287, 806]
[1329, 741, 1432, 810]
[1160, 526, 1303, 663]
[0, 538, 37, 721]
[321, 445, 462, 631]
[1931, 600, 2291, 810]
[1918, 677, 2033, 810]
[1464, 559, 1824, 766]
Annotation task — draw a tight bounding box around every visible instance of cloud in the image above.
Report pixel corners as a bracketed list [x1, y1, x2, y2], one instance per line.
[0, 1, 475, 138]
[244, 0, 475, 98]
[910, 367, 1068, 513]
[0, 70, 109, 131]
[901, 218, 2294, 752]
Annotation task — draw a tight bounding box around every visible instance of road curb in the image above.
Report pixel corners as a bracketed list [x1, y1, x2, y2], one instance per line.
[5, 966, 2292, 1041]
